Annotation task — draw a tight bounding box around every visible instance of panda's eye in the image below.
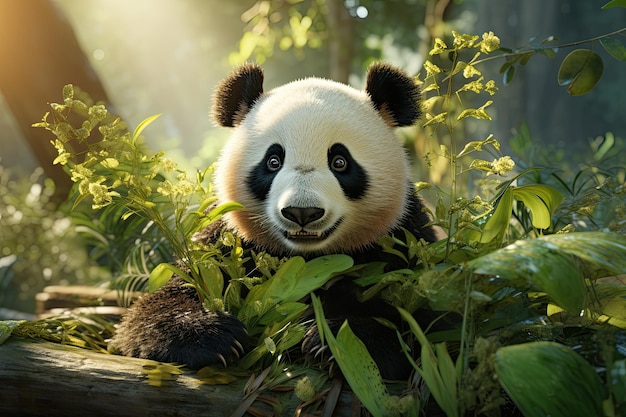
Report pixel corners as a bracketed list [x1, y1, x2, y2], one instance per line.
[267, 155, 282, 171]
[331, 155, 348, 172]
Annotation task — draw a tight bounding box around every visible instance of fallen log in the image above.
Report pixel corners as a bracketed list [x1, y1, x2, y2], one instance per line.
[0, 338, 354, 417]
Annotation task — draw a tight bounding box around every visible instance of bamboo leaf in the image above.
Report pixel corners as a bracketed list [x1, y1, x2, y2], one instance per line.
[398, 308, 459, 417]
[495, 342, 604, 417]
[312, 295, 395, 417]
[131, 114, 161, 143]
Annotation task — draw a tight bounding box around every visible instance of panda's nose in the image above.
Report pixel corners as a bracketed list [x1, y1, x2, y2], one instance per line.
[281, 207, 325, 227]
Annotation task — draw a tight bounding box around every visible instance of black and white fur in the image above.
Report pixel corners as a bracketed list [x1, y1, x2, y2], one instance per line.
[110, 63, 436, 380]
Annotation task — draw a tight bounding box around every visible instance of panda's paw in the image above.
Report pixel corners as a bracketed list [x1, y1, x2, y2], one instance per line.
[171, 310, 248, 368]
[112, 308, 248, 369]
[110, 280, 248, 369]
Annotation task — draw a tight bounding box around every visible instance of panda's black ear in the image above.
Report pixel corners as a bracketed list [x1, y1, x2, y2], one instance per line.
[212, 63, 264, 127]
[365, 63, 421, 127]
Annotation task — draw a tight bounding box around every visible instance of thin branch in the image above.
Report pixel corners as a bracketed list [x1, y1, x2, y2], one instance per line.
[473, 27, 626, 66]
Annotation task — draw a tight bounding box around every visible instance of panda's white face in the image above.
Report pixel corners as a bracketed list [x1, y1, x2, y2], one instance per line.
[214, 77, 411, 256]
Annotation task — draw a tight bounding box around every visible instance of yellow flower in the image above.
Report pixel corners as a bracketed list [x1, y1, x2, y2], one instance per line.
[161, 157, 178, 173]
[452, 31, 479, 49]
[71, 163, 94, 182]
[88, 104, 108, 122]
[423, 60, 442, 77]
[429, 37, 448, 55]
[485, 80, 498, 95]
[458, 77, 484, 94]
[480, 31, 500, 54]
[462, 63, 481, 78]
[491, 156, 515, 175]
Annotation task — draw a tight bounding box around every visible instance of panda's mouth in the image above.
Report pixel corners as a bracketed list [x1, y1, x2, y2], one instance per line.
[284, 218, 343, 241]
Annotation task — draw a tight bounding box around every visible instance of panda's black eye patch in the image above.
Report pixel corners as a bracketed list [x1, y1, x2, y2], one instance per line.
[247, 143, 284, 201]
[328, 143, 369, 200]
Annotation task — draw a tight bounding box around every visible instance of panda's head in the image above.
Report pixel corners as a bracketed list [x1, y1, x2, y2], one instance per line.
[211, 63, 421, 256]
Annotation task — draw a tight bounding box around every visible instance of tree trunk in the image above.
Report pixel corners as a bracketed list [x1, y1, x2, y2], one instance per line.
[325, 0, 354, 83]
[0, 338, 356, 417]
[0, 0, 110, 203]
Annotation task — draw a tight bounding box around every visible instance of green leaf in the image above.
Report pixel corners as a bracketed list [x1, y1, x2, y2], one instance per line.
[469, 232, 626, 313]
[312, 295, 395, 417]
[398, 308, 459, 417]
[557, 49, 604, 96]
[243, 254, 353, 317]
[469, 236, 586, 312]
[502, 65, 515, 86]
[131, 114, 161, 143]
[602, 0, 626, 8]
[512, 184, 563, 229]
[479, 186, 513, 243]
[149, 262, 188, 292]
[495, 342, 605, 417]
[600, 37, 626, 61]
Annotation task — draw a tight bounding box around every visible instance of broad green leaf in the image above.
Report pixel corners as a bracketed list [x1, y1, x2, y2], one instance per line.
[132, 114, 161, 143]
[602, 0, 626, 8]
[540, 232, 626, 273]
[290, 255, 353, 302]
[245, 256, 306, 305]
[512, 184, 563, 229]
[558, 49, 604, 96]
[312, 295, 395, 417]
[495, 342, 604, 417]
[600, 37, 626, 61]
[470, 232, 626, 312]
[149, 262, 188, 292]
[468, 236, 586, 312]
[197, 262, 224, 299]
[244, 255, 353, 307]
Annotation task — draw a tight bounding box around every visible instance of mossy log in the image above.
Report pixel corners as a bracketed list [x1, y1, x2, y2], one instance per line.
[0, 338, 355, 417]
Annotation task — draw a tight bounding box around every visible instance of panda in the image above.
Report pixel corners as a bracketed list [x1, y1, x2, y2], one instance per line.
[110, 62, 436, 380]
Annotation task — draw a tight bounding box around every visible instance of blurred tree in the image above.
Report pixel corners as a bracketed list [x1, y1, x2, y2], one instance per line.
[229, 0, 452, 82]
[0, 0, 110, 203]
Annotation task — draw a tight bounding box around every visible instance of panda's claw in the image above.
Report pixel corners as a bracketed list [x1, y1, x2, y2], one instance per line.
[233, 339, 244, 354]
[216, 353, 228, 368]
